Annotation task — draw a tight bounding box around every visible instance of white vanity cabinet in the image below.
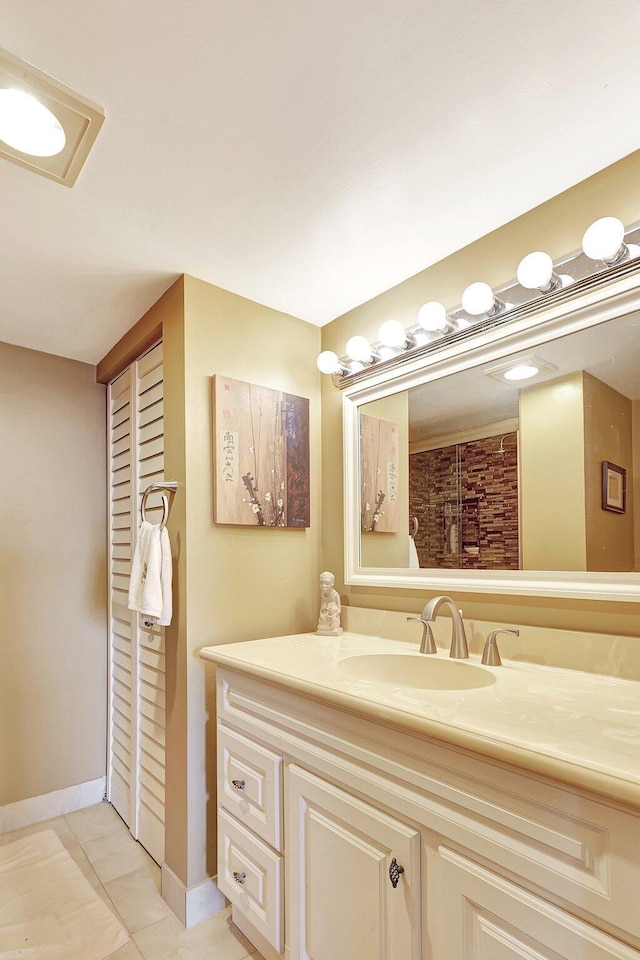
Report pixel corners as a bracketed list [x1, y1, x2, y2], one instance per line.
[287, 764, 421, 960]
[214, 666, 640, 960]
[427, 844, 640, 960]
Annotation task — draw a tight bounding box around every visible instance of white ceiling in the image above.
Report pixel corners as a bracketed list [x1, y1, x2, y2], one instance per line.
[408, 310, 640, 442]
[1, 1, 640, 365]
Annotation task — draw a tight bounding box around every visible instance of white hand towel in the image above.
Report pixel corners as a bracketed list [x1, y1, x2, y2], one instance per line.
[128, 520, 153, 613]
[408, 535, 420, 569]
[158, 525, 173, 626]
[141, 524, 163, 621]
[128, 521, 173, 626]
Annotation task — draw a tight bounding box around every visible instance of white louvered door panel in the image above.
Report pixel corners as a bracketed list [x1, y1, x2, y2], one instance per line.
[109, 368, 134, 824]
[134, 343, 166, 865]
[107, 341, 166, 866]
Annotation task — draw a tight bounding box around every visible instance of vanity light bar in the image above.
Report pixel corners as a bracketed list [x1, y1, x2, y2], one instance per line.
[318, 216, 640, 388]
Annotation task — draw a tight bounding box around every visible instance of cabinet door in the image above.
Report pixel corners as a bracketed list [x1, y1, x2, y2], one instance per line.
[429, 843, 640, 960]
[287, 765, 421, 960]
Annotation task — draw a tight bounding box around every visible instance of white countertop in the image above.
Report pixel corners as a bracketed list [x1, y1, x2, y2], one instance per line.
[200, 631, 640, 809]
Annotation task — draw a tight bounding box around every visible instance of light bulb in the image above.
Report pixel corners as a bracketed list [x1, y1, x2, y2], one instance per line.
[417, 301, 450, 332]
[0, 88, 66, 157]
[377, 345, 396, 361]
[316, 350, 342, 375]
[582, 217, 626, 264]
[378, 319, 410, 349]
[503, 363, 539, 381]
[517, 252, 557, 292]
[346, 335, 375, 363]
[461, 282, 501, 317]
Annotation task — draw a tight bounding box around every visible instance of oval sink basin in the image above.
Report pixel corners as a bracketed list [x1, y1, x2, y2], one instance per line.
[338, 654, 496, 690]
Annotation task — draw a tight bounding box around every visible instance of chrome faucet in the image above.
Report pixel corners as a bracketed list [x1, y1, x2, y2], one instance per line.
[421, 596, 469, 659]
[481, 628, 519, 666]
[406, 616, 437, 654]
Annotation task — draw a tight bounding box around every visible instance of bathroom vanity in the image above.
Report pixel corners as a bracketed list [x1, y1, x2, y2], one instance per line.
[200, 632, 640, 960]
[199, 229, 640, 958]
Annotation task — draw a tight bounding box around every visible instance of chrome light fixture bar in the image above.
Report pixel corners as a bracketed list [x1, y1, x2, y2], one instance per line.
[320, 217, 640, 388]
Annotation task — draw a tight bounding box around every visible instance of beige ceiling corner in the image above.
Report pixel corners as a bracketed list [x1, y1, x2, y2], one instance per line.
[0, 45, 104, 187]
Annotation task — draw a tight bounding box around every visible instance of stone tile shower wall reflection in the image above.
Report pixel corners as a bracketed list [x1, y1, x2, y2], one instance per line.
[409, 433, 519, 569]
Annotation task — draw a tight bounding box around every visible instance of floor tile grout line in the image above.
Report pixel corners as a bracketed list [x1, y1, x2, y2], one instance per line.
[130, 915, 173, 959]
[90, 859, 161, 887]
[96, 882, 130, 932]
[62, 800, 131, 843]
[63, 820, 131, 846]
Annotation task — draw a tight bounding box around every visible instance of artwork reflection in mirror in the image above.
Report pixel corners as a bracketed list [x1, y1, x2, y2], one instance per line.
[360, 413, 400, 533]
[358, 311, 638, 573]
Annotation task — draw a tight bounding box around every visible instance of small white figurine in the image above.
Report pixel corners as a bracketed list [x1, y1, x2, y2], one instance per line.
[316, 571, 343, 636]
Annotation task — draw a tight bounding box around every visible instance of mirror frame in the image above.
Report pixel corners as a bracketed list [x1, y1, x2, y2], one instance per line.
[343, 268, 640, 601]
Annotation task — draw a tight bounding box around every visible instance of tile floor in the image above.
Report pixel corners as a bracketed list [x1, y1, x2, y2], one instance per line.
[0, 801, 263, 960]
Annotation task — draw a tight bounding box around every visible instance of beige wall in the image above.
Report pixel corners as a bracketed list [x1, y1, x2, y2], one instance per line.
[163, 276, 322, 889]
[584, 373, 634, 571]
[320, 149, 640, 634]
[520, 371, 634, 572]
[520, 372, 587, 571]
[0, 341, 106, 807]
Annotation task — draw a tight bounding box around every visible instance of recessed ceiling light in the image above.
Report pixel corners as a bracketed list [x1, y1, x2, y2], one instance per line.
[0, 88, 66, 157]
[503, 363, 539, 381]
[0, 46, 104, 187]
[485, 354, 558, 385]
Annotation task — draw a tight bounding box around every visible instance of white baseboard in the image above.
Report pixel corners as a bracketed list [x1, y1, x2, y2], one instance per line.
[0, 777, 106, 834]
[161, 862, 226, 928]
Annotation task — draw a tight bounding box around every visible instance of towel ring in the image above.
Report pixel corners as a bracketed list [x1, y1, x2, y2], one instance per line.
[159, 493, 169, 529]
[140, 481, 178, 529]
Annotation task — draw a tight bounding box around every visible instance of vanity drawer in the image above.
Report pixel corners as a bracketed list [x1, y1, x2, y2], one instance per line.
[218, 723, 283, 850]
[218, 807, 283, 953]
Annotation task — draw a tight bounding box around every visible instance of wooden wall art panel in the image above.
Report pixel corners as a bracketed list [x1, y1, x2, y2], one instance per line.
[213, 375, 310, 527]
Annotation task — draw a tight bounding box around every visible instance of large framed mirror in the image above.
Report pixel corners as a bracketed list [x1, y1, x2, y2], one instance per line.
[343, 269, 640, 601]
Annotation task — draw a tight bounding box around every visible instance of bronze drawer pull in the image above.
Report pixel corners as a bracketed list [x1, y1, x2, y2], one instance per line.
[389, 858, 405, 888]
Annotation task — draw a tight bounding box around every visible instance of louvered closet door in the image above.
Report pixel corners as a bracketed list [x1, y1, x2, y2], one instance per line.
[108, 341, 166, 866]
[109, 367, 134, 825]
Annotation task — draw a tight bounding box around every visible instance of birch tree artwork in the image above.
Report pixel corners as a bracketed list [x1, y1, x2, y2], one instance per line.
[214, 375, 310, 527]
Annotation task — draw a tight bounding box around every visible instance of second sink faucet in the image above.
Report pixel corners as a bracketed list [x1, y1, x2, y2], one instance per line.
[421, 596, 469, 659]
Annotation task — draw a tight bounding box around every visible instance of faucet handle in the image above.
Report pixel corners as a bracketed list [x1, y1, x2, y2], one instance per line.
[406, 617, 437, 654]
[481, 628, 519, 666]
